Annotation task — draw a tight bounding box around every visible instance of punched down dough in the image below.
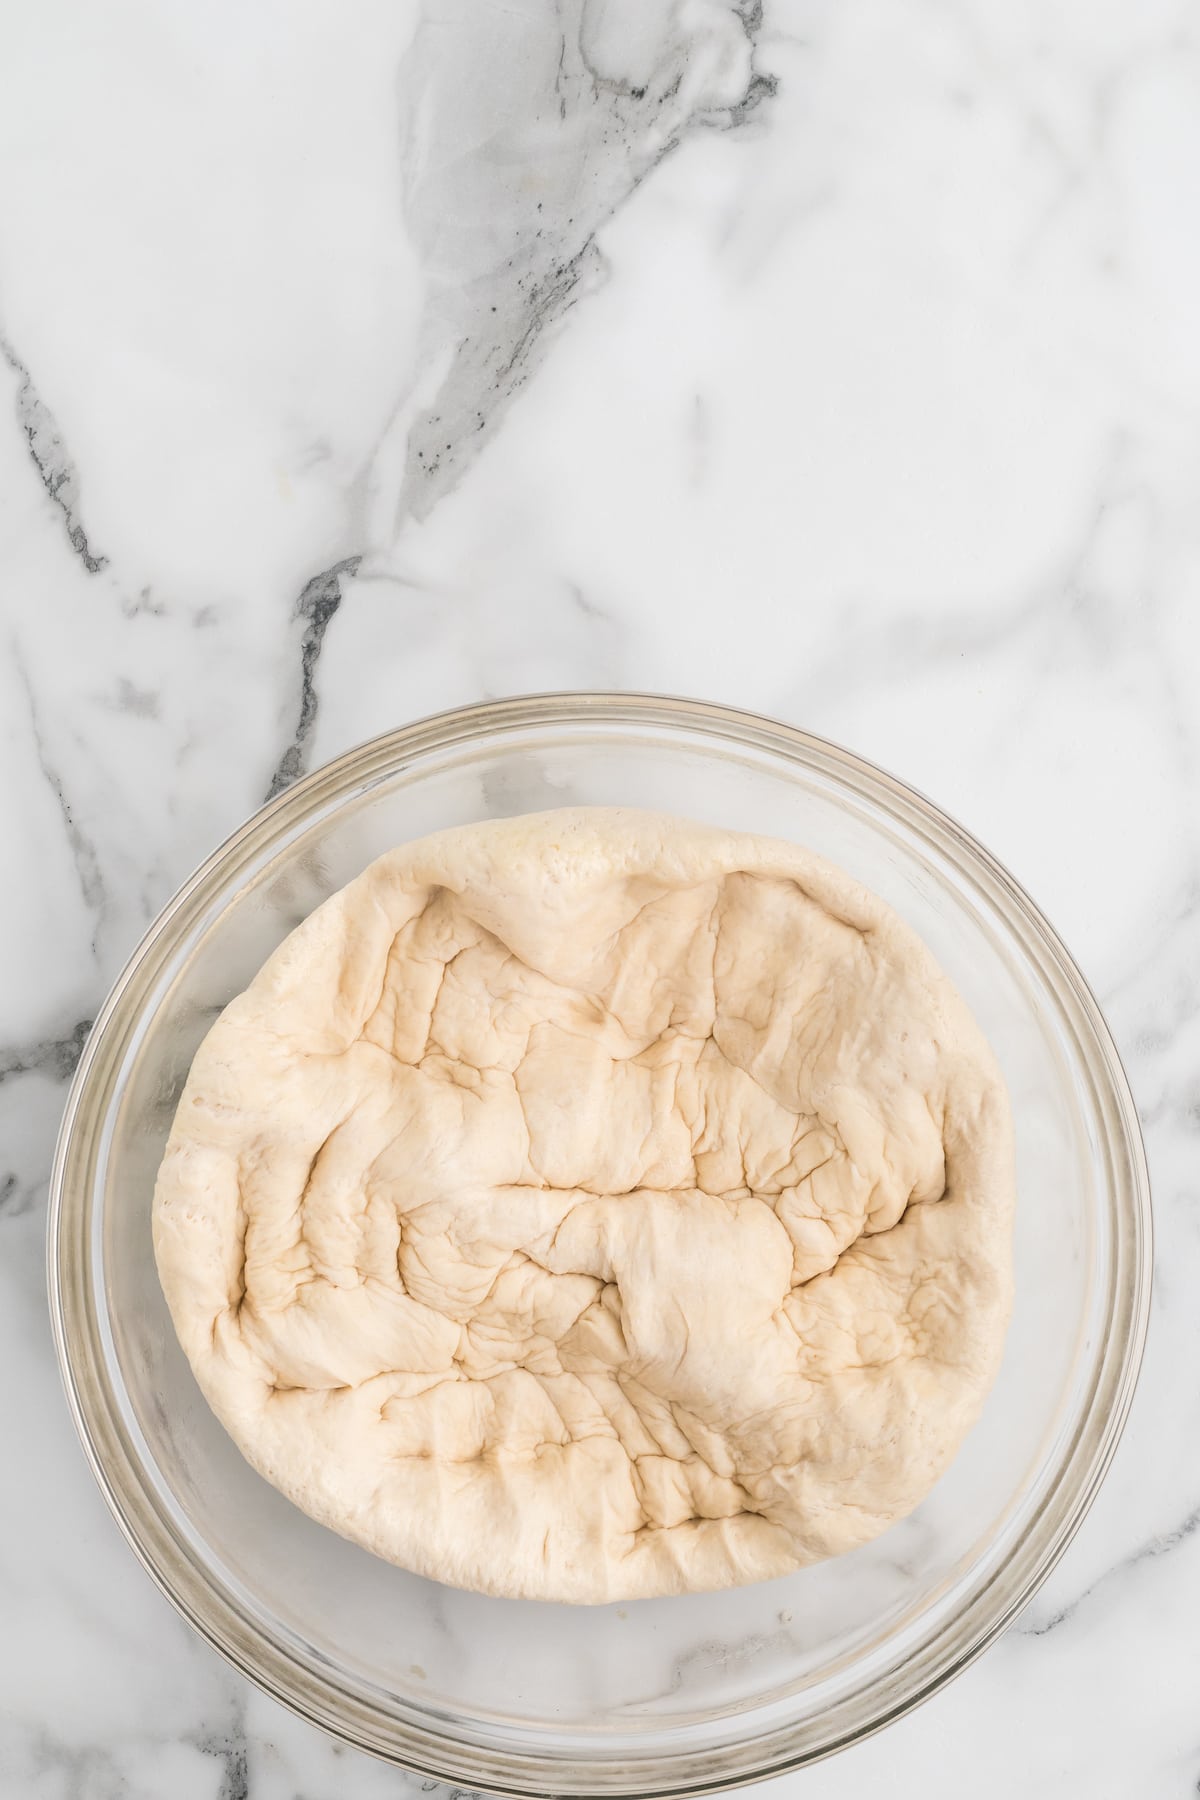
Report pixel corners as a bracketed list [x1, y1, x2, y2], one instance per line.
[154, 808, 1014, 1603]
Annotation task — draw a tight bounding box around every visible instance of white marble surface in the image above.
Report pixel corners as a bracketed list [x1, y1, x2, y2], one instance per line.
[1, 0, 1197, 1794]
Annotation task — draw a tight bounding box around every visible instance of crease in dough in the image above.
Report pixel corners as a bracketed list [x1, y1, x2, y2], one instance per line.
[153, 808, 1014, 1603]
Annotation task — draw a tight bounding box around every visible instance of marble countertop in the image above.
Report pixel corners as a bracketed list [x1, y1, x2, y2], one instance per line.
[1, 1, 1196, 1795]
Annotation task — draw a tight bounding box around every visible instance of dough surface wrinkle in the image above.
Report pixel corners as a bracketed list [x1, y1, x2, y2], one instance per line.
[154, 808, 1014, 1602]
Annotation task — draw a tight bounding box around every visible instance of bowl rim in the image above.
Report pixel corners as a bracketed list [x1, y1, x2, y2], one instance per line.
[47, 691, 1153, 1796]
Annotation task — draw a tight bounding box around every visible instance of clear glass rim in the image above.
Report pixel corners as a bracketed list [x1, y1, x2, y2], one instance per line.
[47, 692, 1153, 1796]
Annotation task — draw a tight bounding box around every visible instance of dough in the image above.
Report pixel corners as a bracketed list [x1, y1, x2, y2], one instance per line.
[154, 809, 1014, 1603]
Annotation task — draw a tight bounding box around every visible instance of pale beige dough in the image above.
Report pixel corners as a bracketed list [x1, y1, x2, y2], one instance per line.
[153, 808, 1014, 1602]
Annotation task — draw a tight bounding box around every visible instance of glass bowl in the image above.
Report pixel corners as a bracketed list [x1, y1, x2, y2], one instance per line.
[48, 694, 1151, 1796]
